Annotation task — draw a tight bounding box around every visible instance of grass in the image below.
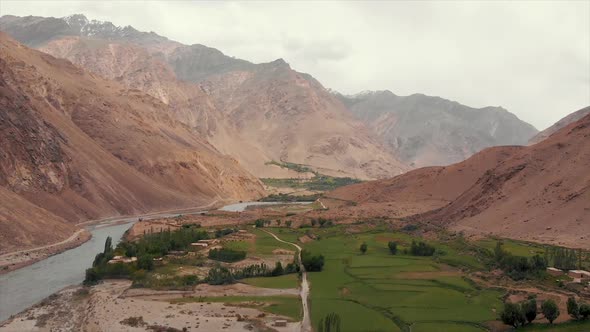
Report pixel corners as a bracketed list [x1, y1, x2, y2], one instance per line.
[520, 320, 590, 331]
[250, 229, 296, 256]
[241, 274, 299, 289]
[261, 175, 362, 191]
[171, 295, 302, 321]
[298, 230, 503, 332]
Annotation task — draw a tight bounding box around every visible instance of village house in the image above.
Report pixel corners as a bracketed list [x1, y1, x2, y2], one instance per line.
[191, 242, 209, 250]
[546, 267, 564, 276]
[568, 270, 590, 283]
[107, 256, 137, 264]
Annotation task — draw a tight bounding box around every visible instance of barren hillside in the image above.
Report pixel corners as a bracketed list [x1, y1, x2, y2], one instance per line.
[0, 33, 264, 252]
[1, 14, 406, 179]
[337, 90, 538, 167]
[528, 106, 590, 145]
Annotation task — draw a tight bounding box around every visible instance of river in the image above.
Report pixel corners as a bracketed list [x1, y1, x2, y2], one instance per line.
[0, 201, 311, 322]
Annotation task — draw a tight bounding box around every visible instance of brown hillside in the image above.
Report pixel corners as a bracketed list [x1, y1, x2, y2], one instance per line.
[528, 106, 590, 145]
[327, 112, 590, 248]
[0, 33, 264, 251]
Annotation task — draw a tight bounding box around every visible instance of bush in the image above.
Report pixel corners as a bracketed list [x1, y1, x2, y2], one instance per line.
[254, 219, 265, 228]
[542, 299, 559, 324]
[410, 240, 435, 256]
[208, 248, 247, 263]
[579, 303, 590, 319]
[500, 302, 525, 328]
[360, 243, 368, 255]
[388, 241, 398, 255]
[567, 297, 580, 320]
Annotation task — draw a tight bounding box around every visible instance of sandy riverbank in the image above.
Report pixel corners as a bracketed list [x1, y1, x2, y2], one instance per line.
[0, 280, 300, 332]
[0, 229, 91, 275]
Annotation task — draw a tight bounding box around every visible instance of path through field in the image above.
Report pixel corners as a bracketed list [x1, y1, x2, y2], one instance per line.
[264, 230, 312, 332]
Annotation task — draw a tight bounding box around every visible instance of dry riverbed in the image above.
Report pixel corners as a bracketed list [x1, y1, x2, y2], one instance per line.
[0, 280, 300, 332]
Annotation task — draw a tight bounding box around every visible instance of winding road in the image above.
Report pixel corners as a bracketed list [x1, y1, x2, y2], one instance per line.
[263, 230, 312, 332]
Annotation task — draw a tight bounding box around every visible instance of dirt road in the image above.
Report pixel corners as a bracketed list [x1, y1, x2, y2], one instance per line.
[263, 230, 312, 332]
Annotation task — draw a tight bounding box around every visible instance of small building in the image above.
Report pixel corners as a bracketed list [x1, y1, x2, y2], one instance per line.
[274, 320, 288, 327]
[108, 256, 137, 264]
[198, 239, 219, 245]
[568, 270, 590, 280]
[191, 242, 209, 249]
[168, 250, 186, 256]
[547, 267, 564, 276]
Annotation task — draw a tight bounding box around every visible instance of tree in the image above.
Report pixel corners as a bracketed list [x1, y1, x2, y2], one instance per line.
[254, 219, 265, 228]
[104, 236, 113, 254]
[567, 297, 580, 320]
[272, 261, 284, 276]
[360, 242, 367, 255]
[523, 298, 537, 324]
[84, 268, 100, 286]
[137, 255, 154, 271]
[318, 313, 341, 332]
[286, 220, 293, 228]
[542, 299, 559, 324]
[579, 303, 590, 320]
[494, 241, 506, 262]
[301, 250, 325, 272]
[388, 241, 398, 255]
[500, 302, 525, 328]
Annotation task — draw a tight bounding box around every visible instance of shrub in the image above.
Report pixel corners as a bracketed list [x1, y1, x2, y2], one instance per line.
[500, 302, 525, 328]
[567, 297, 580, 320]
[542, 299, 559, 324]
[360, 243, 367, 255]
[272, 262, 284, 276]
[388, 241, 398, 255]
[207, 265, 234, 285]
[579, 303, 590, 319]
[410, 240, 435, 256]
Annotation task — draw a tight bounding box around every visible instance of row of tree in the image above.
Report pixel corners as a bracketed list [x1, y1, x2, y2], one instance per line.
[208, 248, 247, 262]
[501, 298, 558, 328]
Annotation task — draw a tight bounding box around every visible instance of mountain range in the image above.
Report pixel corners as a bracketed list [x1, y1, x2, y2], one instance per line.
[0, 14, 568, 253]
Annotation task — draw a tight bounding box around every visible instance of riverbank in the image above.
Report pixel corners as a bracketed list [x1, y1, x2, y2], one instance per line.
[0, 229, 91, 275]
[0, 280, 300, 332]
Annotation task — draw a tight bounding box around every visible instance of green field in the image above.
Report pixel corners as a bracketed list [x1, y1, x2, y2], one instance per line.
[171, 295, 302, 320]
[520, 321, 590, 331]
[300, 230, 503, 332]
[241, 273, 299, 289]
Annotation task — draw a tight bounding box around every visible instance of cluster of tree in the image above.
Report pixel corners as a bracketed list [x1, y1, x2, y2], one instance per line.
[84, 226, 209, 285]
[255, 219, 271, 228]
[549, 247, 581, 270]
[302, 249, 325, 271]
[208, 248, 247, 262]
[567, 297, 590, 320]
[501, 298, 560, 328]
[494, 242, 547, 280]
[318, 313, 341, 332]
[260, 193, 321, 202]
[410, 240, 435, 256]
[206, 259, 300, 285]
[311, 218, 334, 228]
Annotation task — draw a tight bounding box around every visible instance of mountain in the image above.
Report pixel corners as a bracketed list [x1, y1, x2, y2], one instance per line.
[528, 106, 590, 145]
[327, 110, 590, 248]
[0, 33, 264, 252]
[336, 90, 538, 167]
[1, 14, 407, 179]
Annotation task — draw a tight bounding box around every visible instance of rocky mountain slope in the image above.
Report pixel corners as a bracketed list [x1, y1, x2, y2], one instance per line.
[328, 110, 590, 248]
[528, 106, 590, 145]
[336, 90, 538, 167]
[1, 14, 407, 179]
[0, 33, 264, 252]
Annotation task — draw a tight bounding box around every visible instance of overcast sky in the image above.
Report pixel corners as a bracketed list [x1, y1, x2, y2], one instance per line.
[2, 1, 589, 129]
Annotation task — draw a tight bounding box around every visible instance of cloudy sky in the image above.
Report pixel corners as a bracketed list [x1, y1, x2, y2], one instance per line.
[2, 0, 589, 129]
